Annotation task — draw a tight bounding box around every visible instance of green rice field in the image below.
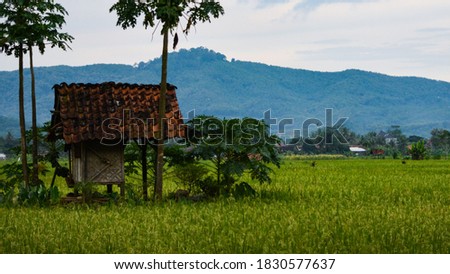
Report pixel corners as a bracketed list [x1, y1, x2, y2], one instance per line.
[1, 158, 449, 253]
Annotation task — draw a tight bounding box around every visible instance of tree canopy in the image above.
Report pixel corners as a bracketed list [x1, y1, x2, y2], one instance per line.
[0, 0, 73, 55]
[110, 0, 224, 34]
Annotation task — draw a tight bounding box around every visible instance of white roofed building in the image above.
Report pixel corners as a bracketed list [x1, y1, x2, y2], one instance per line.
[349, 146, 367, 156]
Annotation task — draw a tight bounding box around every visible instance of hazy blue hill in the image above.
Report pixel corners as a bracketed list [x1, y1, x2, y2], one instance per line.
[0, 47, 449, 136]
[0, 116, 20, 137]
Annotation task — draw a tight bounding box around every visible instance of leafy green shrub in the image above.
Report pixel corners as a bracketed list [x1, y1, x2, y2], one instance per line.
[0, 179, 15, 206]
[0, 161, 24, 206]
[172, 163, 209, 193]
[197, 176, 221, 197]
[124, 183, 144, 205]
[432, 154, 442, 160]
[0, 161, 26, 188]
[232, 182, 256, 198]
[0, 159, 61, 207]
[17, 184, 60, 207]
[392, 151, 399, 159]
[409, 140, 427, 160]
[74, 181, 98, 204]
[167, 189, 190, 201]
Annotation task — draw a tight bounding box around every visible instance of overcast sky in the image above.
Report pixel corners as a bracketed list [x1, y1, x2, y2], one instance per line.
[1, 0, 450, 82]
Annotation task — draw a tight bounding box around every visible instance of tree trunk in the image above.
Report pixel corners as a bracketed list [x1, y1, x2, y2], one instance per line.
[29, 46, 39, 185]
[154, 27, 169, 201]
[18, 44, 29, 187]
[141, 139, 148, 201]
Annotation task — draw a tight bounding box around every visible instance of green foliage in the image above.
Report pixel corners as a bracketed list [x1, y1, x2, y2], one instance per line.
[124, 141, 154, 180]
[74, 181, 98, 204]
[124, 115, 281, 199]
[232, 182, 256, 199]
[430, 128, 450, 158]
[0, 160, 26, 188]
[392, 151, 399, 159]
[124, 183, 144, 205]
[124, 141, 192, 182]
[0, 178, 15, 206]
[0, 0, 73, 55]
[0, 160, 60, 207]
[17, 184, 60, 207]
[299, 126, 353, 155]
[172, 162, 208, 193]
[110, 0, 224, 34]
[409, 140, 427, 160]
[0, 0, 29, 57]
[196, 176, 220, 197]
[1, 123, 67, 182]
[0, 124, 65, 207]
[185, 116, 281, 196]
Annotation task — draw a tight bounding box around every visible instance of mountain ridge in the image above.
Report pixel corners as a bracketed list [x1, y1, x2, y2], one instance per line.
[0, 47, 449, 137]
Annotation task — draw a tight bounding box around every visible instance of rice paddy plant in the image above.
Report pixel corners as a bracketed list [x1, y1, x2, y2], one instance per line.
[0, 159, 449, 254]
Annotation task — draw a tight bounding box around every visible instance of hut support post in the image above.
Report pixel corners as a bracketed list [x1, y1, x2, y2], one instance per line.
[120, 182, 125, 197]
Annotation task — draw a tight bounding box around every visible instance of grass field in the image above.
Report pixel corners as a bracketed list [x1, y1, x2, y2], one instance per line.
[1, 158, 449, 253]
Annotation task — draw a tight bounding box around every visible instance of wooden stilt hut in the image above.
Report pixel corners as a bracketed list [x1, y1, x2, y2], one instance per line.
[48, 82, 185, 196]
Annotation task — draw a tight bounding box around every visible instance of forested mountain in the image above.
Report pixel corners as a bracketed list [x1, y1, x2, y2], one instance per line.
[0, 47, 449, 137]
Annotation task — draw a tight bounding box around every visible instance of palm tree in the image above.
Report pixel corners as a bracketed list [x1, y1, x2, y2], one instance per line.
[110, 0, 224, 201]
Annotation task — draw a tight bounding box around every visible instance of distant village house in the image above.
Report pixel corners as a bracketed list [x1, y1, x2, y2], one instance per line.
[378, 131, 398, 145]
[349, 146, 366, 156]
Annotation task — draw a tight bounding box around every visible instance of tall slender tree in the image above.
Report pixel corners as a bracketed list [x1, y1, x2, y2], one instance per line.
[0, 0, 73, 186]
[26, 0, 73, 185]
[110, 0, 224, 201]
[1, 0, 31, 187]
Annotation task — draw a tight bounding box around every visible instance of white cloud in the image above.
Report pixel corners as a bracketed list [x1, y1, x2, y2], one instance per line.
[294, 0, 378, 11]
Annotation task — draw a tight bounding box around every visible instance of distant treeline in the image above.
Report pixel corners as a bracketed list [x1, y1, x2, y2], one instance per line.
[284, 126, 450, 159]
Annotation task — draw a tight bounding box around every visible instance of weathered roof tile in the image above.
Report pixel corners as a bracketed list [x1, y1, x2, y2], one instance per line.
[49, 82, 185, 144]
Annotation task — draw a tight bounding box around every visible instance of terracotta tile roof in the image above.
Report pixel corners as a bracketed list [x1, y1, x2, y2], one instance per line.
[49, 82, 185, 144]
